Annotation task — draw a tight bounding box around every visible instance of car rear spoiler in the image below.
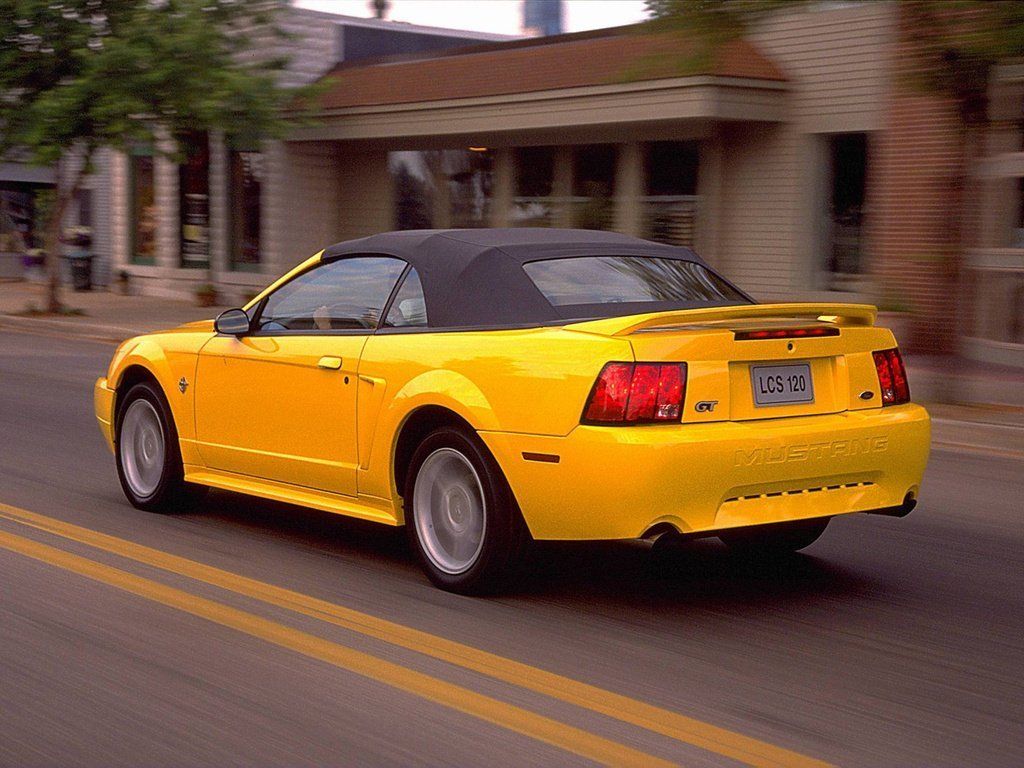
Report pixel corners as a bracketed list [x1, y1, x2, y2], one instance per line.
[567, 303, 878, 337]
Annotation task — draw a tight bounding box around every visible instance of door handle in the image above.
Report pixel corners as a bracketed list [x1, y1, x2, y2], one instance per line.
[317, 356, 342, 370]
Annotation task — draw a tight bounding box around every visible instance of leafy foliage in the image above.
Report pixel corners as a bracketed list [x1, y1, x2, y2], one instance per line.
[0, 0, 315, 310]
[900, 1, 1024, 123]
[639, 1, 807, 74]
[0, 0, 303, 163]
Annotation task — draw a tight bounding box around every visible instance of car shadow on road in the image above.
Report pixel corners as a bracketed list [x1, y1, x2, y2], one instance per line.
[193, 490, 883, 611]
[197, 489, 411, 560]
[518, 536, 881, 611]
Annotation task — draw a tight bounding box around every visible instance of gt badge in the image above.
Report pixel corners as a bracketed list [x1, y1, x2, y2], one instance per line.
[695, 400, 718, 413]
[178, 376, 188, 394]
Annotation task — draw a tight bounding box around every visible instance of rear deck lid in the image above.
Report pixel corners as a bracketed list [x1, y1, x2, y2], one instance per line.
[567, 303, 891, 422]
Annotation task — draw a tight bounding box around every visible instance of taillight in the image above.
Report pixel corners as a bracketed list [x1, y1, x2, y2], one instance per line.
[734, 327, 839, 340]
[872, 348, 910, 405]
[583, 362, 687, 424]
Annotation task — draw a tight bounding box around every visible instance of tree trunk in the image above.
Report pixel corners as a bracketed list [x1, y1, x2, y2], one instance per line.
[42, 152, 88, 314]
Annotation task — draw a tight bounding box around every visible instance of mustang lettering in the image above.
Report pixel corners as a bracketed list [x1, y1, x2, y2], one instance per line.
[734, 437, 889, 467]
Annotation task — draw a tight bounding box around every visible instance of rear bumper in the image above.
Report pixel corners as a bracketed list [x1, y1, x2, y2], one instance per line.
[480, 404, 930, 540]
[94, 377, 115, 453]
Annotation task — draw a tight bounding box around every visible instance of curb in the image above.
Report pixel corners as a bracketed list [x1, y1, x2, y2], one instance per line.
[930, 439, 1024, 461]
[930, 417, 1024, 461]
[0, 313, 138, 344]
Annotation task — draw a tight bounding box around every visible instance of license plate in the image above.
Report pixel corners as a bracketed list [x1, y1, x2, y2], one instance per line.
[751, 363, 814, 406]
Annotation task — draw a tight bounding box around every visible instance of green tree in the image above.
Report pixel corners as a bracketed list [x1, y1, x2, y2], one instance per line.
[0, 0, 309, 312]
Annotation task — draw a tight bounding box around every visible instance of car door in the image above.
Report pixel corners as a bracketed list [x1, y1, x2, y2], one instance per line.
[194, 255, 408, 496]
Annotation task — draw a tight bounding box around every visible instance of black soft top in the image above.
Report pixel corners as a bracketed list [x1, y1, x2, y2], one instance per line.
[320, 228, 742, 329]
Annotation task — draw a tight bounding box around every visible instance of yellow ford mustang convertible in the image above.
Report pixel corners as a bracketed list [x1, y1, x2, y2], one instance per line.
[95, 229, 930, 592]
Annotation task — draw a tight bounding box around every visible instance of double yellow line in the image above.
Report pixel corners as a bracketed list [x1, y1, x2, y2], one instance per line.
[0, 502, 833, 768]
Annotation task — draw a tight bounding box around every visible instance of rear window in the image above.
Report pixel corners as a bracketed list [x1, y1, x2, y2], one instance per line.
[522, 256, 748, 307]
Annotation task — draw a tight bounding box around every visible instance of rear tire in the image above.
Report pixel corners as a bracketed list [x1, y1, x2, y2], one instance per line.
[405, 426, 526, 594]
[718, 518, 829, 557]
[115, 381, 207, 513]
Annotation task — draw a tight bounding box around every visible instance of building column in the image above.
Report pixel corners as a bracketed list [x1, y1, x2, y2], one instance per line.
[110, 150, 130, 275]
[696, 135, 724, 267]
[154, 134, 178, 270]
[209, 131, 229, 282]
[261, 140, 285, 276]
[491, 147, 514, 227]
[552, 145, 573, 227]
[89, 149, 114, 286]
[613, 142, 643, 237]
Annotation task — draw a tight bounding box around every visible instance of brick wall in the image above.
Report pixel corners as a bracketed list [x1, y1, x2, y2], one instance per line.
[866, 6, 967, 354]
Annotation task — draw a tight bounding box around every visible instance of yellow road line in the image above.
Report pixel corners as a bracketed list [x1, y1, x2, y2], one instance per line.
[0, 502, 833, 768]
[0, 527, 674, 768]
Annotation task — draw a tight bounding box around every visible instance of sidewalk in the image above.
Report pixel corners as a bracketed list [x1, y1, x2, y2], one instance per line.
[2, 280, 1022, 457]
[0, 280, 230, 342]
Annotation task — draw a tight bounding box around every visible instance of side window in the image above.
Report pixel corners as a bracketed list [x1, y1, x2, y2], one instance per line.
[258, 256, 406, 332]
[383, 268, 428, 328]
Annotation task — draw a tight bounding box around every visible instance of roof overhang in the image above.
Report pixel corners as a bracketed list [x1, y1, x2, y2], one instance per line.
[0, 161, 55, 185]
[288, 75, 787, 143]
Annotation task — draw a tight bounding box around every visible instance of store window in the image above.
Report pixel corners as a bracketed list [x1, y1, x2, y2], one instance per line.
[825, 133, 868, 289]
[179, 132, 210, 269]
[229, 148, 263, 270]
[75, 189, 92, 229]
[643, 141, 700, 247]
[512, 146, 555, 227]
[646, 142, 699, 197]
[572, 145, 616, 230]
[448, 149, 493, 228]
[1012, 176, 1024, 248]
[130, 147, 156, 264]
[389, 149, 493, 230]
[0, 187, 36, 250]
[391, 152, 433, 231]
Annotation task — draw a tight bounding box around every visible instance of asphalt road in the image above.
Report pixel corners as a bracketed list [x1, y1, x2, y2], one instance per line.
[1, 329, 1022, 768]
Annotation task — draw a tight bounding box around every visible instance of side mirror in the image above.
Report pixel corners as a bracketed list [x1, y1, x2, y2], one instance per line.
[214, 308, 251, 336]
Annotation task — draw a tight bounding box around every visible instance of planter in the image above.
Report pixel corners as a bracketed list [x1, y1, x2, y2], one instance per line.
[195, 287, 218, 307]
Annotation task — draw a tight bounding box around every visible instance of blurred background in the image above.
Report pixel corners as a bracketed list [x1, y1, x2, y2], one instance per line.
[2, 0, 1024, 372]
[2, 0, 1022, 408]
[0, 0, 1019, 415]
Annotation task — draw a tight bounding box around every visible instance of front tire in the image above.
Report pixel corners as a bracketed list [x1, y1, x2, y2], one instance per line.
[718, 518, 829, 557]
[405, 427, 525, 594]
[115, 381, 206, 513]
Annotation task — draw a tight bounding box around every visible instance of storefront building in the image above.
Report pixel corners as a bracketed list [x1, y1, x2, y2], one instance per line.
[106, 2, 1024, 365]
[101, 8, 510, 300]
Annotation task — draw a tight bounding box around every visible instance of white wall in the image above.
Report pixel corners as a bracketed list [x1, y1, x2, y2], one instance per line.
[712, 1, 897, 300]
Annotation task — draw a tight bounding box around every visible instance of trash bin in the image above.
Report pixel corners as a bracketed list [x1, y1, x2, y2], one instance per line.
[65, 250, 93, 291]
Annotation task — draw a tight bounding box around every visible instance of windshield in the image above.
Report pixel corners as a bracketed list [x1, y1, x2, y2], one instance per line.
[523, 256, 749, 309]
